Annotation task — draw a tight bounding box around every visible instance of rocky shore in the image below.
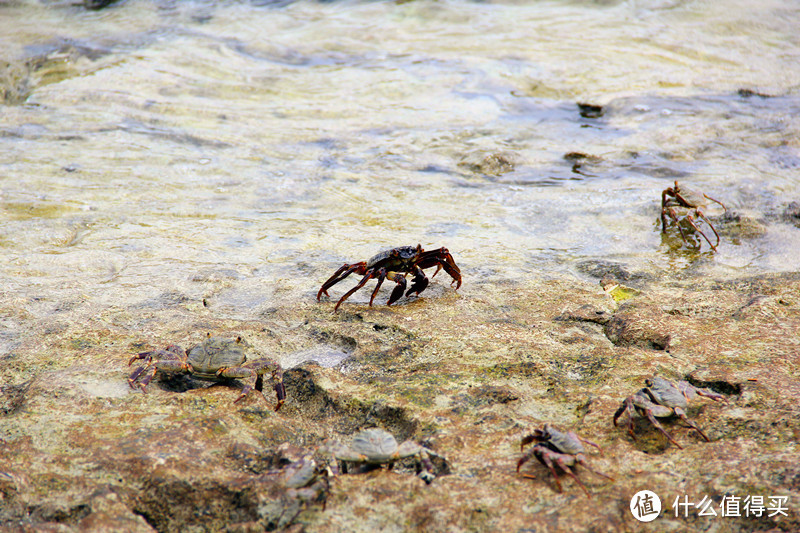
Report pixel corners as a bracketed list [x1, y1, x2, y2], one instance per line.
[2, 268, 798, 532]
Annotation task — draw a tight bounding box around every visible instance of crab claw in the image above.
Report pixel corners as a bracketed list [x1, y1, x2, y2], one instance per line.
[273, 381, 287, 412]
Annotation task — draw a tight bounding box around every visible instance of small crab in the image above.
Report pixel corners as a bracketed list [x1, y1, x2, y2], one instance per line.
[614, 377, 727, 449]
[324, 428, 439, 484]
[317, 244, 462, 311]
[516, 424, 613, 497]
[267, 446, 329, 528]
[661, 180, 727, 251]
[128, 334, 286, 411]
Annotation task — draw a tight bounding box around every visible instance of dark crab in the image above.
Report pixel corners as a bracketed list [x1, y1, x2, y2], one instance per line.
[661, 180, 727, 251]
[324, 428, 440, 484]
[267, 445, 329, 529]
[517, 424, 613, 497]
[613, 376, 727, 449]
[128, 334, 286, 411]
[317, 244, 462, 311]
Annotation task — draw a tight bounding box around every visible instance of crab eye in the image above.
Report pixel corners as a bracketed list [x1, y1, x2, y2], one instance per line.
[645, 378, 654, 387]
[236, 336, 242, 344]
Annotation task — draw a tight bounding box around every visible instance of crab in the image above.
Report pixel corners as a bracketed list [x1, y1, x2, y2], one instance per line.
[516, 424, 613, 497]
[267, 446, 330, 529]
[316, 244, 462, 311]
[128, 334, 286, 411]
[661, 180, 727, 251]
[324, 428, 439, 484]
[613, 376, 727, 449]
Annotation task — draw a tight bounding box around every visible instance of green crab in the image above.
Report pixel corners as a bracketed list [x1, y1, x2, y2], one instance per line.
[324, 428, 440, 484]
[614, 376, 727, 448]
[128, 334, 286, 411]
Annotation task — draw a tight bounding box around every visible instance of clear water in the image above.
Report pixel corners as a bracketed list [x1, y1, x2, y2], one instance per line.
[2, 0, 799, 331]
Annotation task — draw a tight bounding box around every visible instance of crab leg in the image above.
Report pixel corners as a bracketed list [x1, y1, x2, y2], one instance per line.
[439, 258, 462, 289]
[317, 264, 349, 299]
[369, 268, 387, 306]
[665, 206, 692, 243]
[613, 398, 638, 440]
[248, 371, 287, 412]
[681, 213, 718, 251]
[128, 345, 183, 367]
[385, 272, 408, 306]
[574, 433, 602, 453]
[317, 262, 367, 300]
[416, 248, 462, 289]
[222, 361, 285, 411]
[702, 193, 727, 211]
[131, 358, 190, 391]
[128, 351, 153, 367]
[672, 407, 710, 442]
[368, 269, 415, 306]
[521, 446, 567, 493]
[405, 265, 429, 297]
[551, 453, 592, 498]
[661, 185, 680, 217]
[418, 450, 434, 476]
[128, 346, 187, 391]
[639, 406, 683, 449]
[574, 455, 614, 481]
[229, 372, 269, 408]
[334, 271, 374, 311]
[660, 207, 675, 233]
[679, 382, 727, 403]
[127, 362, 151, 386]
[416, 450, 436, 484]
[520, 433, 541, 451]
[131, 363, 159, 392]
[690, 212, 721, 250]
[516, 448, 539, 472]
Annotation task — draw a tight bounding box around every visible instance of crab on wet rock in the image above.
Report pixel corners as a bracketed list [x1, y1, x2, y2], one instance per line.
[324, 428, 440, 484]
[517, 424, 613, 498]
[661, 180, 727, 251]
[128, 334, 286, 411]
[317, 244, 461, 311]
[613, 376, 727, 449]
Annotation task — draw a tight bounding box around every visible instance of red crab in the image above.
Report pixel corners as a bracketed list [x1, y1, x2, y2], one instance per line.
[661, 181, 727, 251]
[517, 424, 613, 497]
[317, 244, 462, 311]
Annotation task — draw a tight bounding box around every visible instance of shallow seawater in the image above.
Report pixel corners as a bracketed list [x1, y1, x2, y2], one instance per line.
[1, 0, 799, 329]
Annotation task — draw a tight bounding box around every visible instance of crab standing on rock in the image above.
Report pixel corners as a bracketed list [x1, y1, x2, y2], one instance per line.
[324, 428, 440, 484]
[661, 180, 727, 251]
[317, 244, 462, 311]
[614, 377, 727, 449]
[269, 449, 329, 529]
[516, 425, 613, 498]
[128, 335, 286, 411]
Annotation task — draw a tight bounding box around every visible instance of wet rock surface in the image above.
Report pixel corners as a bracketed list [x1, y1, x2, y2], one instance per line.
[1, 272, 799, 532]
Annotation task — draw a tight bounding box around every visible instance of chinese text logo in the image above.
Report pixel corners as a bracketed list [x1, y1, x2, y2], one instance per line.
[630, 490, 662, 522]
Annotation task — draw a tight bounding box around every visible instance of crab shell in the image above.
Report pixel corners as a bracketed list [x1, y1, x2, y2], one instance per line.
[185, 336, 252, 378]
[668, 183, 713, 209]
[331, 428, 422, 463]
[365, 245, 421, 270]
[644, 377, 689, 409]
[539, 426, 586, 456]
